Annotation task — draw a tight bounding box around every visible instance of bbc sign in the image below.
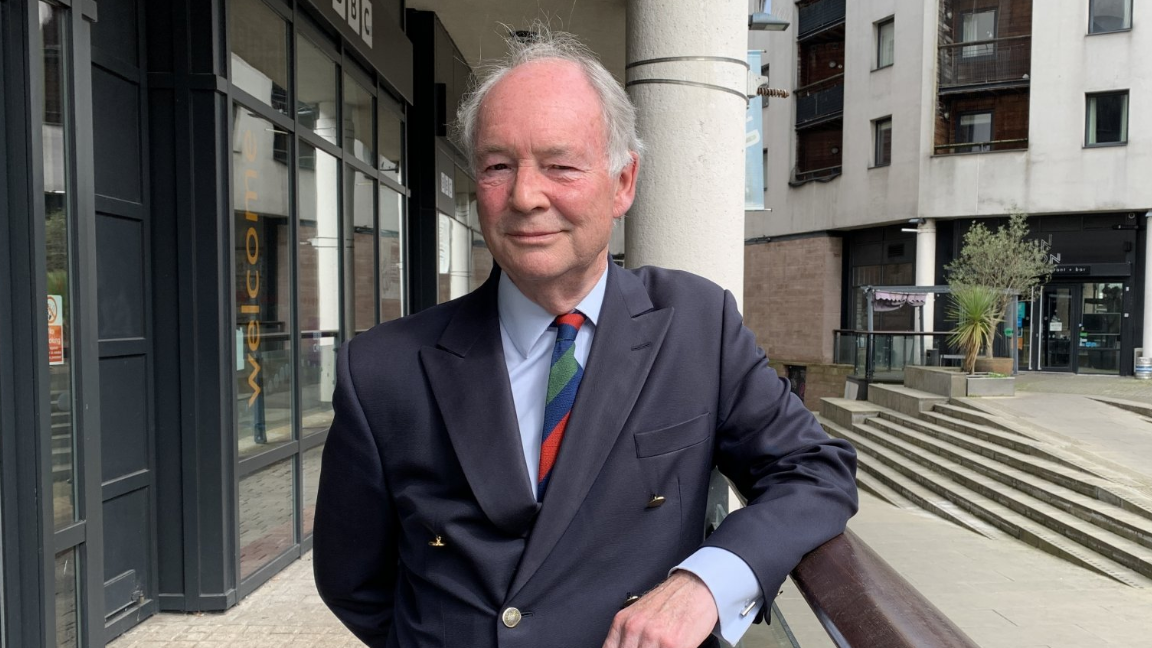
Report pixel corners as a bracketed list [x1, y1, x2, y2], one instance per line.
[332, 0, 373, 49]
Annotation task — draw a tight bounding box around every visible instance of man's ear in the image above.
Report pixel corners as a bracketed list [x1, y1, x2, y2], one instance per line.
[612, 152, 640, 219]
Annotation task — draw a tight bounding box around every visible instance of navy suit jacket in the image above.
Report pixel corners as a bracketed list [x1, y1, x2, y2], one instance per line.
[314, 262, 858, 648]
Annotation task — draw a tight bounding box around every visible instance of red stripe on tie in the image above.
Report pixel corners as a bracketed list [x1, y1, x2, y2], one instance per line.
[555, 313, 585, 329]
[538, 411, 571, 482]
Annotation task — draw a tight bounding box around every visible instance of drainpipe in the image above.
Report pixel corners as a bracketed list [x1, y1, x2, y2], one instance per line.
[916, 218, 937, 350]
[1143, 211, 1152, 358]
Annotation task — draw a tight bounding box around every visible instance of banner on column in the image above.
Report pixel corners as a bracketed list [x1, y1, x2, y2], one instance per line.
[745, 50, 765, 211]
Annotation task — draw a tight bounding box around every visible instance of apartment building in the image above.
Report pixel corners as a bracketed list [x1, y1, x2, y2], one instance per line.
[745, 0, 1151, 397]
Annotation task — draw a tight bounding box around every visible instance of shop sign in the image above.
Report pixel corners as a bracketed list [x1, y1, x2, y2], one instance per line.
[331, 0, 373, 49]
[1053, 265, 1090, 276]
[47, 294, 64, 365]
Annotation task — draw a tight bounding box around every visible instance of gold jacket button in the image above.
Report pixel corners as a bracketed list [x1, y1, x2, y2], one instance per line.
[502, 607, 522, 628]
[623, 595, 640, 608]
[646, 495, 666, 508]
[429, 535, 446, 547]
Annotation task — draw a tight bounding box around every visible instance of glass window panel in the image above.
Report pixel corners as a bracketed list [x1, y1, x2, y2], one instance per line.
[1090, 0, 1132, 33]
[471, 231, 492, 292]
[877, 19, 894, 68]
[875, 118, 892, 166]
[40, 0, 77, 530]
[239, 458, 295, 580]
[379, 185, 405, 321]
[233, 104, 294, 457]
[438, 215, 473, 303]
[958, 112, 992, 152]
[378, 99, 403, 184]
[350, 170, 377, 333]
[299, 143, 340, 437]
[54, 548, 78, 648]
[1087, 92, 1128, 145]
[302, 445, 324, 538]
[454, 166, 479, 230]
[229, 0, 289, 115]
[343, 73, 374, 166]
[961, 9, 996, 58]
[296, 34, 338, 145]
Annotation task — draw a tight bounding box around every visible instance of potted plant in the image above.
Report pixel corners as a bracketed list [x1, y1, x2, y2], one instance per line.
[947, 285, 1000, 375]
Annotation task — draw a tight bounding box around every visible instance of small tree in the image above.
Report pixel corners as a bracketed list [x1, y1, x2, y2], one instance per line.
[945, 209, 1055, 356]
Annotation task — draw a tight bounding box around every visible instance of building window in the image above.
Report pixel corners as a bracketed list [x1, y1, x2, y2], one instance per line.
[961, 9, 996, 58]
[1086, 91, 1129, 146]
[1090, 0, 1132, 33]
[876, 18, 895, 69]
[874, 117, 892, 166]
[957, 111, 993, 152]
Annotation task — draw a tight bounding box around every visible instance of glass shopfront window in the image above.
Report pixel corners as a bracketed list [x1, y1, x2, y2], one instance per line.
[378, 96, 403, 185]
[296, 34, 338, 145]
[232, 105, 294, 458]
[40, 0, 77, 532]
[350, 169, 377, 333]
[298, 143, 340, 438]
[230, 0, 289, 114]
[379, 185, 404, 321]
[238, 458, 294, 580]
[343, 72, 374, 167]
[54, 549, 78, 648]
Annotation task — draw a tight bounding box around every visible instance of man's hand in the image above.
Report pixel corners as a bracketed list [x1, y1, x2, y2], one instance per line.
[601, 570, 718, 648]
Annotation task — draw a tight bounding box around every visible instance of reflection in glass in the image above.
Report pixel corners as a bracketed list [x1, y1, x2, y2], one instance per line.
[229, 0, 290, 114]
[1043, 286, 1072, 370]
[378, 98, 403, 184]
[233, 104, 294, 457]
[239, 458, 295, 580]
[438, 215, 473, 303]
[296, 34, 338, 144]
[471, 231, 493, 292]
[302, 445, 324, 538]
[350, 170, 377, 333]
[55, 548, 78, 648]
[299, 143, 340, 437]
[343, 73, 374, 166]
[379, 186, 405, 321]
[41, 0, 76, 530]
[1080, 282, 1122, 375]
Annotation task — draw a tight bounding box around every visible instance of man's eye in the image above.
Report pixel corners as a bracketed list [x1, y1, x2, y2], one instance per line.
[485, 163, 510, 172]
[551, 165, 576, 172]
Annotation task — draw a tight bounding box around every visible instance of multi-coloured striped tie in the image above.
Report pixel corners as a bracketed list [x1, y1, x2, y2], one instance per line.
[537, 312, 586, 501]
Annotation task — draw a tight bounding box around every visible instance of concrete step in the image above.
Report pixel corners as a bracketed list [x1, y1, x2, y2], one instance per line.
[919, 408, 1098, 476]
[848, 421, 1152, 585]
[869, 415, 1152, 551]
[933, 402, 1037, 439]
[836, 422, 1152, 587]
[867, 384, 949, 418]
[821, 419, 1003, 539]
[820, 397, 882, 430]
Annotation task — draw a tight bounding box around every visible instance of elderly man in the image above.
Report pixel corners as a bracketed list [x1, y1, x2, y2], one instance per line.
[314, 31, 857, 648]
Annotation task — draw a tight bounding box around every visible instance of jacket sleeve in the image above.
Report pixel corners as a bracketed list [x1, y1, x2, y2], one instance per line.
[314, 342, 398, 646]
[703, 289, 859, 607]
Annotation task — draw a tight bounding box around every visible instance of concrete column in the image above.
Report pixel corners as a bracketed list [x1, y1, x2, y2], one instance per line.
[916, 218, 937, 350]
[1143, 212, 1152, 357]
[624, 0, 748, 307]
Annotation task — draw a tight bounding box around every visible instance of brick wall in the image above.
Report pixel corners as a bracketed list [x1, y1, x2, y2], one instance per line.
[743, 235, 843, 364]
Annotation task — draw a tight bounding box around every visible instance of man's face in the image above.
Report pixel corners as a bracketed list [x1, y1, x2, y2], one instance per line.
[474, 60, 637, 296]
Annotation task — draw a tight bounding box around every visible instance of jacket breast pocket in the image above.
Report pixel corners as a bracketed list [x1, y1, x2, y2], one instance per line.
[633, 412, 712, 458]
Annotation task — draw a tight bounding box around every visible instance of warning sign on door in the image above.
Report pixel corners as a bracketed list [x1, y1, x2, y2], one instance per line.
[47, 294, 64, 366]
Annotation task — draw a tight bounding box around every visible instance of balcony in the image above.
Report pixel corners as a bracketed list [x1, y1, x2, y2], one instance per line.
[795, 75, 844, 128]
[798, 0, 846, 40]
[938, 36, 1031, 93]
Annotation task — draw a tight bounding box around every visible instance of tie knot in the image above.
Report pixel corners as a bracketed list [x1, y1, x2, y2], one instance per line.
[553, 312, 585, 342]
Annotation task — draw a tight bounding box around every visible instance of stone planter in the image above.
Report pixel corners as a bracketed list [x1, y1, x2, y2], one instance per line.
[974, 357, 1014, 374]
[965, 375, 1015, 397]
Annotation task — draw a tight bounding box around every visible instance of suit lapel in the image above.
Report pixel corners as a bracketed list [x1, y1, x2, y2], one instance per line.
[420, 273, 540, 537]
[508, 263, 672, 598]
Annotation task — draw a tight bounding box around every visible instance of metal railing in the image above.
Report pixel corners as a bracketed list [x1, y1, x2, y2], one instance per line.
[933, 138, 1029, 154]
[796, 80, 844, 127]
[792, 164, 842, 184]
[834, 329, 955, 381]
[938, 36, 1031, 90]
[798, 0, 846, 39]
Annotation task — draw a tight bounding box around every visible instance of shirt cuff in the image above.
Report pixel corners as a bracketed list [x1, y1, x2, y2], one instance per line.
[673, 547, 764, 646]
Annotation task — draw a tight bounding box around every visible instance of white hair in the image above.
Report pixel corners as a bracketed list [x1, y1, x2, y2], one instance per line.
[454, 28, 644, 177]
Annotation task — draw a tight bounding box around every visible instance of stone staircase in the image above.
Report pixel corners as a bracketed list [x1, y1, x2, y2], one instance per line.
[819, 383, 1152, 588]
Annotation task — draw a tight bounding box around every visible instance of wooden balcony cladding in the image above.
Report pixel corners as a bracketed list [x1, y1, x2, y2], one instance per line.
[938, 36, 1031, 92]
[792, 530, 982, 648]
[798, 0, 846, 40]
[793, 124, 843, 184]
[796, 77, 844, 128]
[934, 92, 1029, 154]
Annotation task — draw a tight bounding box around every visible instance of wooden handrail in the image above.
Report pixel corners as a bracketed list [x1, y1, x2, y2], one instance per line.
[791, 530, 981, 648]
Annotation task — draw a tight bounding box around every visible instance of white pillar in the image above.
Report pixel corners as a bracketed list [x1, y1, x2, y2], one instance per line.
[624, 0, 748, 308]
[916, 218, 937, 350]
[1143, 212, 1152, 357]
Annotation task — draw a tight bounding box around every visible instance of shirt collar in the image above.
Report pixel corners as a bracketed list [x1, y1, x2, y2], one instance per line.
[498, 263, 608, 360]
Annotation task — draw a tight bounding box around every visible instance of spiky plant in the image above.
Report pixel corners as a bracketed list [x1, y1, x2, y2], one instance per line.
[948, 285, 1000, 374]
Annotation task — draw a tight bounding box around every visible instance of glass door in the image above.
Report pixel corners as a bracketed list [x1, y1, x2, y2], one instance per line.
[1041, 285, 1075, 371]
[1079, 282, 1123, 375]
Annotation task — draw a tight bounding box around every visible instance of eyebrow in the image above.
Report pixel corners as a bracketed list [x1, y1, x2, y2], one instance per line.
[475, 144, 577, 158]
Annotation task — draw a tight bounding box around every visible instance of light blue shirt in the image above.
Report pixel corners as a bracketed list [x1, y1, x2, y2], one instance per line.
[497, 266, 764, 645]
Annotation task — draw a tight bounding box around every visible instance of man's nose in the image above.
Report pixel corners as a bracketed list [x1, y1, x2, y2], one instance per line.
[509, 164, 549, 214]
